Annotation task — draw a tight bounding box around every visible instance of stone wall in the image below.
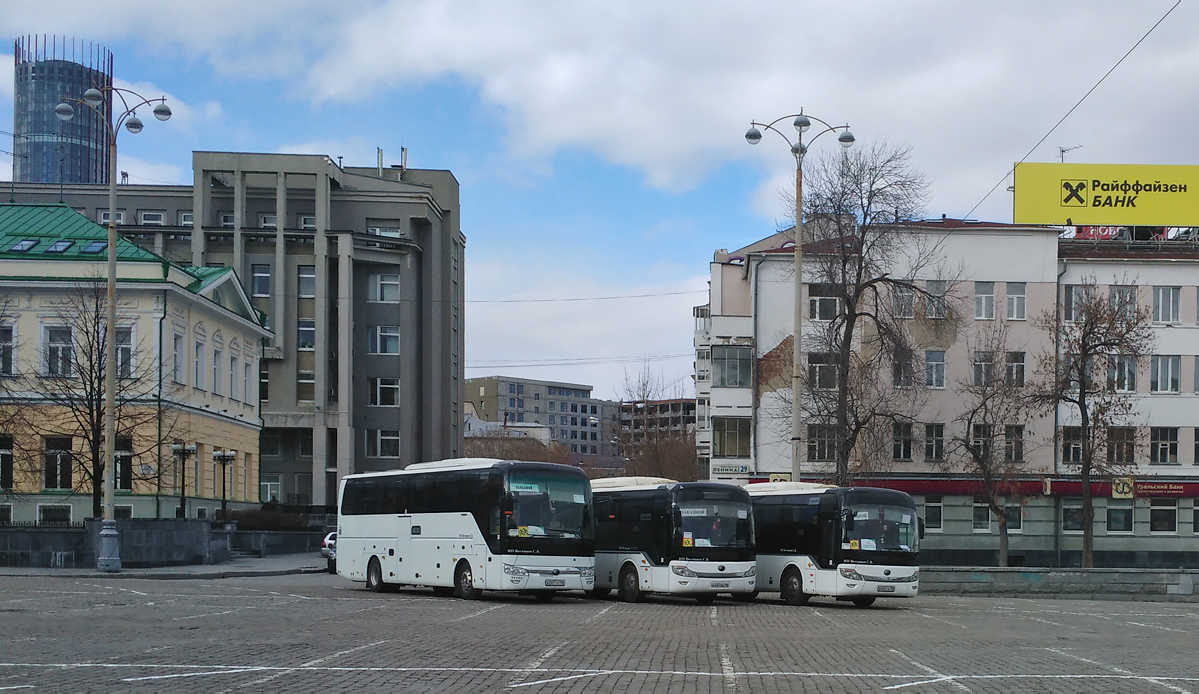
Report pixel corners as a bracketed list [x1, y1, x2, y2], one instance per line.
[230, 530, 326, 558]
[0, 527, 94, 568]
[920, 566, 1199, 601]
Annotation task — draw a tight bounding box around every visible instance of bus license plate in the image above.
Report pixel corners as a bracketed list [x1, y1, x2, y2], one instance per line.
[877, 585, 895, 592]
[545, 579, 566, 587]
[711, 582, 729, 588]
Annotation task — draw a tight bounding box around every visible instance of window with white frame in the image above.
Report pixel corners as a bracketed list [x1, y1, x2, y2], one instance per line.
[1107, 427, 1135, 464]
[251, 264, 271, 297]
[697, 398, 709, 428]
[1005, 351, 1025, 387]
[172, 332, 185, 384]
[1062, 427, 1082, 464]
[1150, 498, 1177, 533]
[892, 348, 914, 388]
[1004, 425, 1024, 462]
[1063, 284, 1093, 322]
[373, 273, 400, 302]
[925, 350, 945, 388]
[298, 265, 316, 298]
[138, 210, 165, 225]
[1152, 286, 1181, 323]
[808, 353, 839, 390]
[194, 339, 205, 390]
[1150, 427, 1178, 464]
[260, 473, 281, 503]
[1150, 355, 1180, 392]
[807, 424, 837, 461]
[297, 319, 316, 350]
[971, 423, 992, 460]
[1003, 503, 1023, 532]
[43, 437, 72, 490]
[368, 326, 400, 354]
[924, 423, 944, 461]
[212, 346, 223, 396]
[974, 282, 995, 320]
[259, 214, 277, 229]
[808, 284, 840, 321]
[45, 326, 73, 376]
[892, 422, 914, 461]
[1110, 285, 1137, 320]
[1108, 355, 1136, 392]
[712, 345, 752, 388]
[893, 284, 914, 319]
[0, 324, 14, 375]
[1006, 282, 1026, 320]
[259, 364, 269, 403]
[366, 429, 400, 457]
[1107, 498, 1133, 533]
[178, 211, 194, 227]
[370, 377, 400, 406]
[972, 497, 991, 532]
[219, 213, 235, 228]
[115, 436, 133, 491]
[299, 215, 316, 230]
[116, 328, 133, 379]
[972, 351, 994, 386]
[696, 349, 712, 381]
[925, 279, 947, 319]
[230, 356, 240, 401]
[922, 495, 942, 531]
[296, 370, 315, 402]
[244, 362, 254, 406]
[1062, 497, 1084, 532]
[98, 210, 125, 225]
[712, 417, 751, 458]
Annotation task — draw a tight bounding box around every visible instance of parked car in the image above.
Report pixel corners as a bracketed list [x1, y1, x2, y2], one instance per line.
[321, 531, 337, 558]
[327, 544, 337, 574]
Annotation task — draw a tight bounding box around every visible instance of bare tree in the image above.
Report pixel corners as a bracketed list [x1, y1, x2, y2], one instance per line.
[17, 281, 180, 519]
[1031, 278, 1154, 568]
[618, 364, 697, 481]
[944, 322, 1040, 566]
[790, 142, 948, 486]
[463, 434, 570, 465]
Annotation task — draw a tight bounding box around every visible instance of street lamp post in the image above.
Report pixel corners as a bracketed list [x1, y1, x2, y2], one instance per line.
[171, 442, 197, 518]
[59, 84, 172, 573]
[213, 449, 236, 520]
[745, 112, 853, 481]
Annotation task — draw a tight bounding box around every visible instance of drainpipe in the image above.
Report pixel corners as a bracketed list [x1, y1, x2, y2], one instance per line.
[750, 254, 766, 477]
[156, 289, 167, 519]
[1054, 257, 1067, 567]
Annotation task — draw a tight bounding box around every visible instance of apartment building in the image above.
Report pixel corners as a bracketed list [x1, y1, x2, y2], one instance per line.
[465, 376, 619, 460]
[0, 203, 269, 521]
[10, 152, 465, 509]
[695, 218, 1199, 566]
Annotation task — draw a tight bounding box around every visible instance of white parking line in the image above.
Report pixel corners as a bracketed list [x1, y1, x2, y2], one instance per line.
[719, 642, 738, 691]
[508, 642, 567, 687]
[452, 605, 504, 621]
[1044, 647, 1191, 693]
[887, 648, 969, 691]
[582, 605, 612, 624]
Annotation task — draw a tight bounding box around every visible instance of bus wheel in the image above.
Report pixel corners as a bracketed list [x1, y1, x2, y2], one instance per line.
[853, 597, 876, 608]
[366, 558, 384, 593]
[694, 594, 716, 605]
[534, 591, 555, 603]
[731, 590, 758, 603]
[780, 569, 809, 606]
[619, 566, 644, 603]
[584, 588, 610, 599]
[456, 561, 482, 600]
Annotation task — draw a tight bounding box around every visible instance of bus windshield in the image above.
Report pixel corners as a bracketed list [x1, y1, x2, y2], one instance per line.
[508, 470, 593, 540]
[677, 499, 754, 549]
[843, 503, 919, 553]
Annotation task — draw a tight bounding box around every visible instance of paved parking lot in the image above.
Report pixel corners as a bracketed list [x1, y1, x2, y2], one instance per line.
[0, 572, 1195, 692]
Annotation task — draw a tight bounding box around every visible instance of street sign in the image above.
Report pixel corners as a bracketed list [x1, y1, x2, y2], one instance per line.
[711, 463, 750, 475]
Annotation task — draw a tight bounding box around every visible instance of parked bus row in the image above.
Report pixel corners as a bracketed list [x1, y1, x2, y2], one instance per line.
[334, 459, 921, 607]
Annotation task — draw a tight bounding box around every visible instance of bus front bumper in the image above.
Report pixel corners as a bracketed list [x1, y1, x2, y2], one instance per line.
[502, 563, 595, 591]
[668, 561, 756, 594]
[837, 566, 919, 597]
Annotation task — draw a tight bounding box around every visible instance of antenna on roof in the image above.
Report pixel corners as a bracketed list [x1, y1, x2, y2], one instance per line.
[1058, 145, 1082, 163]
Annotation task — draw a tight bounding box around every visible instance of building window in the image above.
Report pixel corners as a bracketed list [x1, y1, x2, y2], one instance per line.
[972, 497, 991, 532]
[178, 211, 194, 227]
[1005, 352, 1025, 387]
[370, 377, 400, 406]
[712, 345, 752, 388]
[1150, 427, 1179, 464]
[212, 347, 223, 396]
[172, 333, 185, 384]
[115, 437, 133, 491]
[251, 265, 271, 297]
[38, 505, 72, 525]
[974, 282, 995, 320]
[43, 437, 72, 490]
[297, 319, 316, 350]
[970, 424, 992, 460]
[1107, 498, 1133, 533]
[1005, 282, 1026, 320]
[924, 423, 944, 461]
[298, 431, 313, 457]
[1062, 427, 1082, 464]
[261, 432, 281, 456]
[711, 417, 750, 458]
[1108, 427, 1135, 464]
[808, 284, 840, 321]
[116, 328, 133, 379]
[807, 424, 836, 461]
[194, 340, 205, 390]
[1152, 286, 1181, 323]
[1063, 285, 1092, 322]
[1110, 285, 1137, 320]
[98, 210, 125, 225]
[230, 356, 240, 401]
[892, 284, 914, 319]
[1004, 503, 1023, 532]
[297, 370, 315, 402]
[259, 365, 269, 403]
[923, 495, 942, 531]
[368, 326, 400, 354]
[260, 473, 282, 503]
[925, 350, 945, 389]
[808, 353, 839, 390]
[373, 273, 400, 302]
[259, 214, 277, 229]
[1107, 355, 1136, 392]
[299, 215, 316, 230]
[366, 429, 400, 458]
[1004, 425, 1024, 462]
[298, 265, 316, 298]
[925, 279, 947, 319]
[548, 401, 556, 412]
[1150, 355, 1180, 392]
[244, 362, 254, 407]
[0, 325, 12, 375]
[45, 326, 73, 376]
[972, 351, 994, 386]
[139, 210, 165, 225]
[1149, 499, 1177, 533]
[892, 423, 913, 461]
[220, 213, 235, 228]
[1062, 498, 1084, 532]
[696, 349, 712, 381]
[892, 348, 914, 388]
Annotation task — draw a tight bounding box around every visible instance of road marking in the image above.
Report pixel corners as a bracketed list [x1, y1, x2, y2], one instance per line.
[240, 639, 392, 688]
[719, 642, 738, 691]
[809, 608, 840, 627]
[582, 605, 612, 624]
[887, 648, 970, 691]
[452, 604, 504, 621]
[1026, 616, 1065, 626]
[911, 610, 968, 629]
[124, 669, 265, 682]
[1045, 647, 1190, 693]
[508, 642, 568, 687]
[1125, 621, 1186, 634]
[709, 606, 719, 627]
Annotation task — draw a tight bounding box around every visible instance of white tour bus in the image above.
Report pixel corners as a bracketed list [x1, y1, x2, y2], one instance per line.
[747, 482, 921, 607]
[589, 477, 756, 604]
[337, 458, 595, 601]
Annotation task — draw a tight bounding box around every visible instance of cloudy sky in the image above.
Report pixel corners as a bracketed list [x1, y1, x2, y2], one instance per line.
[1, 1, 1194, 399]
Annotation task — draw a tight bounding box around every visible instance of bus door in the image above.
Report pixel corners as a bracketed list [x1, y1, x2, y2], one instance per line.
[387, 515, 411, 583]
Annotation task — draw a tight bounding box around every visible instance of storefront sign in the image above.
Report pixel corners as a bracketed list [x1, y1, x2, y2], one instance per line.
[1014, 162, 1199, 225]
[1112, 476, 1134, 499]
[1135, 481, 1187, 496]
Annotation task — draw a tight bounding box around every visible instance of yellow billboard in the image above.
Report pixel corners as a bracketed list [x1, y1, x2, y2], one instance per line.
[1013, 162, 1199, 226]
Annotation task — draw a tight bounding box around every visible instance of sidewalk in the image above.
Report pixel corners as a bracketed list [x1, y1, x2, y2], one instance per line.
[0, 551, 328, 580]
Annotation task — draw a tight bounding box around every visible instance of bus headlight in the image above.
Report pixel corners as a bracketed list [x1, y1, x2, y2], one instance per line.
[838, 567, 863, 581]
[671, 565, 697, 578]
[581, 566, 595, 578]
[503, 564, 529, 577]
[908, 569, 919, 582]
[742, 566, 756, 577]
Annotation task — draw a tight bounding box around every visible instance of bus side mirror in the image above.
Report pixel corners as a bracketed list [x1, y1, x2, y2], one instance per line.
[502, 495, 515, 516]
[918, 517, 925, 540]
[843, 510, 855, 532]
[672, 509, 682, 526]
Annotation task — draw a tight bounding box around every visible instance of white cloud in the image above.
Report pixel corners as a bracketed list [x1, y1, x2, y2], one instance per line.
[0, 54, 13, 105]
[112, 78, 222, 136]
[276, 136, 380, 165]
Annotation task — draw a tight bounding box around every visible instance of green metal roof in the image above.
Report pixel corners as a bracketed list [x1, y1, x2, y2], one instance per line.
[0, 204, 162, 263]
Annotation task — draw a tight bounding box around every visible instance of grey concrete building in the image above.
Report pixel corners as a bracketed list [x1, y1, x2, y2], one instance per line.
[10, 151, 465, 509]
[466, 376, 619, 461]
